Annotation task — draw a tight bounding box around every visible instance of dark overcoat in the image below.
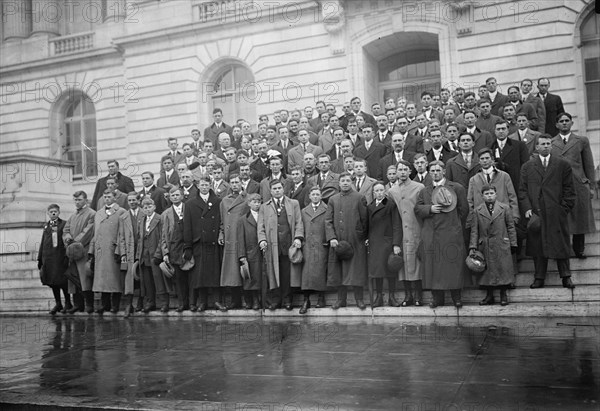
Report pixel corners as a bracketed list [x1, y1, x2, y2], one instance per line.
[38, 219, 68, 287]
[236, 212, 261, 291]
[325, 190, 368, 287]
[551, 134, 596, 235]
[301, 202, 329, 291]
[519, 155, 576, 258]
[183, 191, 222, 288]
[220, 192, 249, 287]
[489, 137, 529, 192]
[415, 181, 468, 290]
[366, 198, 403, 278]
[469, 202, 517, 286]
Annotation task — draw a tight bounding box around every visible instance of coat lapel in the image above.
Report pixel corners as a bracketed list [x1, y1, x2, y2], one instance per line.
[284, 197, 294, 229]
[477, 205, 491, 221]
[490, 202, 503, 222]
[311, 203, 326, 220]
[147, 214, 160, 233]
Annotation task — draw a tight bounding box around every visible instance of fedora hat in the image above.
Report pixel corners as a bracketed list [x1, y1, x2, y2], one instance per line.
[466, 250, 486, 273]
[288, 245, 303, 264]
[387, 253, 404, 272]
[159, 261, 175, 278]
[335, 240, 354, 260]
[66, 242, 86, 261]
[527, 213, 541, 233]
[432, 186, 457, 213]
[180, 256, 195, 271]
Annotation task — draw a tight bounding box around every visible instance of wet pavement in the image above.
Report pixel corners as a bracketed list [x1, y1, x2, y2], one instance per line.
[0, 316, 598, 410]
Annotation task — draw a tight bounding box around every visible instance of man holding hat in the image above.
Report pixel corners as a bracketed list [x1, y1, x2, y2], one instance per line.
[415, 160, 469, 308]
[325, 172, 369, 309]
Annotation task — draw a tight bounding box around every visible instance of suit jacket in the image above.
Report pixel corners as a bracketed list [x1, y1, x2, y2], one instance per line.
[285, 181, 311, 209]
[327, 144, 345, 161]
[346, 133, 363, 148]
[259, 176, 290, 202]
[489, 92, 509, 116]
[138, 185, 168, 214]
[136, 213, 162, 265]
[160, 204, 185, 265]
[353, 141, 387, 178]
[272, 139, 295, 170]
[523, 93, 546, 133]
[403, 132, 424, 153]
[318, 130, 335, 153]
[489, 138, 529, 192]
[541, 92, 564, 137]
[180, 184, 199, 203]
[509, 128, 539, 156]
[204, 122, 232, 146]
[91, 172, 135, 211]
[426, 145, 458, 163]
[129, 208, 144, 253]
[421, 107, 444, 123]
[212, 180, 230, 200]
[306, 172, 340, 203]
[164, 151, 185, 166]
[183, 191, 221, 256]
[287, 143, 324, 172]
[250, 157, 270, 182]
[240, 178, 261, 195]
[352, 110, 375, 126]
[413, 172, 433, 187]
[445, 152, 482, 189]
[467, 168, 519, 223]
[353, 175, 377, 204]
[157, 170, 180, 188]
[512, 101, 539, 131]
[377, 151, 417, 183]
[465, 127, 494, 154]
[375, 130, 393, 150]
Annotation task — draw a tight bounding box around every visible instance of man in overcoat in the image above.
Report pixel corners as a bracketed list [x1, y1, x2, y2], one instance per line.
[520, 134, 576, 289]
[551, 113, 596, 258]
[325, 173, 369, 309]
[91, 160, 135, 211]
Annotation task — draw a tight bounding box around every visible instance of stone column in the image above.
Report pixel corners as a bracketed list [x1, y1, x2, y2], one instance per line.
[2, 0, 32, 41]
[31, 0, 60, 36]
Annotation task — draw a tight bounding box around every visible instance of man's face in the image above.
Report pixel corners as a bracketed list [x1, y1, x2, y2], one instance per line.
[482, 189, 497, 204]
[459, 135, 475, 152]
[362, 127, 373, 141]
[395, 118, 408, 133]
[326, 105, 336, 116]
[242, 122, 251, 134]
[396, 164, 410, 182]
[537, 79, 549, 94]
[309, 190, 322, 204]
[163, 159, 173, 171]
[316, 102, 326, 114]
[141, 174, 153, 187]
[557, 115, 573, 133]
[386, 110, 396, 124]
[516, 115, 529, 130]
[104, 192, 116, 206]
[213, 111, 223, 123]
[377, 116, 388, 130]
[537, 138, 552, 156]
[206, 161, 215, 173]
[479, 153, 494, 169]
[503, 106, 516, 120]
[395, 107, 406, 118]
[225, 149, 236, 163]
[237, 154, 248, 165]
[212, 169, 223, 180]
[406, 104, 417, 117]
[304, 107, 313, 119]
[239, 165, 250, 179]
[258, 124, 267, 136]
[508, 88, 521, 102]
[339, 176, 353, 192]
[177, 164, 187, 175]
[291, 111, 301, 121]
[229, 177, 241, 193]
[170, 191, 182, 205]
[333, 129, 345, 144]
[478, 87, 489, 100]
[392, 135, 405, 152]
[351, 99, 361, 112]
[486, 78, 497, 92]
[168, 140, 178, 151]
[280, 111, 289, 121]
[198, 180, 211, 195]
[397, 97, 407, 108]
[432, 95, 441, 107]
[440, 90, 450, 102]
[198, 153, 208, 165]
[269, 159, 282, 174]
[219, 135, 231, 147]
[341, 102, 351, 115]
[344, 157, 355, 171]
[430, 131, 443, 148]
[318, 157, 331, 172]
[347, 122, 358, 134]
[191, 130, 201, 140]
[74, 195, 87, 210]
[356, 116, 365, 127]
[354, 162, 366, 176]
[479, 102, 491, 116]
[414, 157, 428, 174]
[387, 168, 397, 183]
[464, 113, 477, 127]
[421, 94, 432, 107]
[273, 113, 281, 123]
[183, 145, 193, 157]
[340, 141, 353, 155]
[241, 138, 252, 151]
[257, 143, 269, 157]
[270, 182, 284, 199]
[298, 130, 309, 144]
[251, 139, 260, 153]
[429, 121, 440, 132]
[384, 99, 395, 110]
[303, 154, 316, 169]
[249, 199, 261, 212]
[289, 121, 299, 133]
[464, 94, 476, 108]
[299, 117, 310, 129]
[373, 184, 386, 201]
[446, 126, 459, 142]
[372, 104, 382, 116]
[279, 128, 289, 140]
[127, 195, 139, 209]
[415, 115, 427, 129]
[142, 203, 156, 216]
[106, 179, 117, 191]
[495, 123, 508, 140]
[329, 116, 339, 128]
[180, 173, 193, 187]
[259, 116, 268, 124]
[454, 89, 465, 103]
[429, 165, 445, 182]
[521, 81, 533, 94]
[291, 169, 303, 184]
[46, 207, 59, 221]
[232, 127, 242, 138]
[204, 142, 214, 154]
[107, 162, 118, 175]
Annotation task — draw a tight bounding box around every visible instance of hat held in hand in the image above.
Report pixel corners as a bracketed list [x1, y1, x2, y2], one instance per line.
[335, 240, 354, 260]
[432, 186, 457, 213]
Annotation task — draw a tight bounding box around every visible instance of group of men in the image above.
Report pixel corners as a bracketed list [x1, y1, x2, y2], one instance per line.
[37, 76, 597, 314]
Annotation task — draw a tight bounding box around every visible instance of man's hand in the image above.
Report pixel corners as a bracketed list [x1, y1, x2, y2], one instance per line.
[431, 204, 442, 214]
[393, 245, 402, 255]
[152, 257, 162, 266]
[525, 209, 532, 218]
[365, 239, 369, 247]
[330, 239, 339, 248]
[293, 239, 302, 248]
[163, 255, 170, 265]
[259, 241, 268, 251]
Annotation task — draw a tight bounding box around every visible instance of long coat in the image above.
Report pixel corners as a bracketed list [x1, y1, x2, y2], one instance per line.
[366, 198, 403, 278]
[353, 141, 387, 179]
[301, 202, 329, 291]
[236, 212, 261, 291]
[325, 190, 368, 287]
[220, 192, 249, 287]
[541, 92, 564, 137]
[90, 205, 134, 293]
[551, 134, 596, 235]
[489, 137, 529, 192]
[469, 202, 517, 286]
[183, 191, 222, 288]
[388, 180, 425, 281]
[137, 213, 171, 295]
[38, 219, 68, 287]
[445, 153, 482, 189]
[415, 181, 468, 290]
[160, 205, 185, 266]
[91, 172, 135, 211]
[63, 206, 95, 292]
[257, 196, 304, 289]
[519, 155, 576, 258]
[467, 169, 519, 225]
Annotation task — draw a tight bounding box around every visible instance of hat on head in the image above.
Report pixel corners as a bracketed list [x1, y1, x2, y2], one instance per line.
[432, 186, 457, 213]
[159, 261, 175, 278]
[289, 245, 303, 264]
[335, 240, 354, 260]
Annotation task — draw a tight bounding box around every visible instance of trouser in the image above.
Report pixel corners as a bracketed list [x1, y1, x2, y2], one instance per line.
[337, 285, 363, 301]
[374, 278, 397, 294]
[533, 256, 571, 279]
[192, 287, 223, 306]
[431, 289, 461, 304]
[268, 254, 291, 306]
[243, 290, 259, 306]
[174, 265, 192, 308]
[51, 285, 70, 307]
[228, 287, 243, 306]
[572, 234, 585, 255]
[141, 265, 157, 308]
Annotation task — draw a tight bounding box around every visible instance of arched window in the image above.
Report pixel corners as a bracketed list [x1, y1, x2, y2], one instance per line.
[60, 93, 97, 179]
[581, 12, 600, 121]
[205, 64, 257, 126]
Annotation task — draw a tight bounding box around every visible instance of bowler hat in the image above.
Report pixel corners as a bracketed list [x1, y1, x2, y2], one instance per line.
[181, 256, 195, 271]
[66, 242, 85, 261]
[432, 186, 457, 213]
[466, 250, 486, 273]
[159, 261, 175, 278]
[289, 245, 303, 264]
[335, 240, 354, 260]
[387, 253, 404, 272]
[527, 213, 541, 233]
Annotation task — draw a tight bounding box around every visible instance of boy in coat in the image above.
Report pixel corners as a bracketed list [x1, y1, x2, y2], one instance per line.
[38, 204, 70, 314]
[237, 194, 263, 309]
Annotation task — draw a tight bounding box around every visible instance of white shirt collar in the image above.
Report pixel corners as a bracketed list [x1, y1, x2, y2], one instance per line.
[433, 178, 446, 187]
[145, 185, 155, 193]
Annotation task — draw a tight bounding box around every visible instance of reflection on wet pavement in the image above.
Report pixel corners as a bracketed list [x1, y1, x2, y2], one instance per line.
[0, 316, 598, 410]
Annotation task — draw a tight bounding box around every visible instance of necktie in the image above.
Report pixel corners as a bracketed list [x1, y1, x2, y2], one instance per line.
[464, 155, 471, 168]
[313, 205, 318, 212]
[563, 137, 567, 145]
[540, 94, 545, 101]
[542, 157, 548, 168]
[337, 146, 341, 158]
[357, 178, 362, 191]
[486, 173, 491, 183]
[303, 144, 307, 152]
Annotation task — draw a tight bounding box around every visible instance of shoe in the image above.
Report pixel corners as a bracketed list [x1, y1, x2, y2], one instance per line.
[388, 294, 401, 307]
[252, 301, 260, 310]
[284, 303, 293, 311]
[214, 302, 228, 312]
[95, 308, 105, 315]
[142, 305, 156, 314]
[110, 307, 119, 314]
[124, 305, 134, 318]
[67, 305, 83, 314]
[574, 252, 586, 259]
[190, 305, 198, 312]
[135, 306, 144, 312]
[198, 303, 207, 312]
[61, 303, 73, 314]
[267, 303, 280, 311]
[85, 305, 94, 314]
[227, 302, 242, 310]
[176, 306, 185, 313]
[331, 300, 347, 310]
[453, 300, 463, 308]
[414, 300, 422, 307]
[500, 290, 509, 306]
[530, 279, 545, 289]
[160, 305, 169, 313]
[371, 293, 384, 308]
[479, 295, 495, 305]
[299, 299, 310, 314]
[315, 295, 326, 308]
[49, 305, 63, 315]
[401, 297, 414, 307]
[429, 301, 438, 309]
[562, 277, 575, 289]
[356, 300, 366, 310]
